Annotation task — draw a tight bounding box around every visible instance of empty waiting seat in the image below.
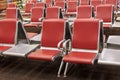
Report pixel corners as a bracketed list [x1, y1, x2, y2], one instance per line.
[98, 30, 120, 66]
[2, 19, 39, 57]
[27, 0, 38, 3]
[96, 4, 114, 28]
[54, 0, 65, 2]
[28, 19, 71, 61]
[105, 0, 117, 11]
[98, 48, 120, 66]
[5, 8, 37, 40]
[66, 0, 78, 2]
[5, 8, 23, 21]
[35, 2, 46, 8]
[65, 1, 78, 16]
[0, 19, 29, 53]
[80, 0, 90, 5]
[6, 8, 17, 19]
[77, 5, 93, 18]
[54, 1, 66, 12]
[7, 3, 16, 8]
[58, 19, 102, 77]
[45, 6, 63, 19]
[45, 0, 53, 7]
[90, 0, 102, 12]
[104, 0, 118, 21]
[24, 7, 45, 28]
[0, 19, 17, 52]
[22, 3, 34, 16]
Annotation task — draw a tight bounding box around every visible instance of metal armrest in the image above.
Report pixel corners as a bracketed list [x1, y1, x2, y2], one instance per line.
[39, 17, 44, 22]
[20, 10, 25, 13]
[63, 39, 71, 54]
[57, 39, 66, 51]
[23, 18, 31, 22]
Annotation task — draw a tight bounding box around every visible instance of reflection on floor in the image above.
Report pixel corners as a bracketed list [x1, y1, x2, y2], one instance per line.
[0, 57, 120, 80]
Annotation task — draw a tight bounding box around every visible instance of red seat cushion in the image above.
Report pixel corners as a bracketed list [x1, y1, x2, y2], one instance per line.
[64, 12, 77, 16]
[63, 51, 96, 64]
[24, 22, 42, 27]
[22, 13, 31, 16]
[28, 49, 60, 61]
[0, 46, 11, 52]
[27, 32, 38, 39]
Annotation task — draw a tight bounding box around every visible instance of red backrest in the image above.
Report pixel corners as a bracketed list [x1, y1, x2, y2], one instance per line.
[77, 5, 92, 18]
[54, 0, 65, 2]
[41, 19, 65, 47]
[90, 0, 102, 11]
[35, 2, 45, 7]
[72, 19, 100, 50]
[6, 8, 17, 19]
[80, 0, 89, 5]
[6, 8, 23, 21]
[105, 0, 117, 11]
[31, 7, 44, 22]
[0, 19, 17, 44]
[67, 1, 78, 12]
[27, 0, 38, 3]
[31, 1, 38, 3]
[66, 0, 78, 2]
[7, 3, 16, 8]
[25, 3, 34, 13]
[46, 6, 60, 19]
[46, 0, 53, 7]
[102, 0, 106, 4]
[54, 1, 65, 10]
[96, 4, 113, 22]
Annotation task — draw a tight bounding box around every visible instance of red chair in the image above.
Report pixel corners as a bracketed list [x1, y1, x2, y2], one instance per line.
[35, 2, 45, 7]
[22, 3, 34, 16]
[27, 0, 38, 3]
[104, 0, 118, 20]
[24, 7, 44, 28]
[5, 7, 37, 40]
[90, 0, 102, 12]
[0, 19, 19, 52]
[45, 6, 63, 19]
[5, 7, 24, 21]
[0, 19, 39, 57]
[66, 0, 78, 2]
[65, 1, 78, 17]
[77, 5, 93, 18]
[58, 19, 101, 77]
[96, 4, 114, 28]
[54, 1, 66, 12]
[27, 19, 70, 61]
[6, 8, 17, 19]
[46, 0, 53, 7]
[7, 3, 16, 8]
[80, 0, 90, 5]
[54, 0, 65, 2]
[105, 0, 117, 11]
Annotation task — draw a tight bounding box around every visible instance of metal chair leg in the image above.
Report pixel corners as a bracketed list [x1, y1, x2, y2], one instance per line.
[64, 62, 69, 77]
[57, 60, 64, 77]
